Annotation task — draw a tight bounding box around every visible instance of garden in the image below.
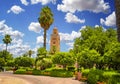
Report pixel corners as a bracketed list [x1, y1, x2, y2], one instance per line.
[0, 26, 120, 84]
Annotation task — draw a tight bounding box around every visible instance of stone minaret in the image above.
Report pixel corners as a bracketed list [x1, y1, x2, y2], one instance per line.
[50, 27, 60, 54]
[115, 0, 120, 42]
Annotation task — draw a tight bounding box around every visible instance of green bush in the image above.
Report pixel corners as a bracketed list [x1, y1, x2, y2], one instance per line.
[14, 68, 26, 74]
[87, 69, 104, 84]
[32, 70, 41, 75]
[102, 71, 117, 82]
[81, 69, 90, 77]
[50, 69, 73, 77]
[67, 66, 75, 72]
[107, 74, 120, 84]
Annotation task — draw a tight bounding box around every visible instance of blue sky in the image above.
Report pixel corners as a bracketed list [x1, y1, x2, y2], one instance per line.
[0, 0, 116, 57]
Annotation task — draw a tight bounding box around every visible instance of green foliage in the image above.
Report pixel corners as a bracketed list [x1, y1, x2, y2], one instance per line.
[37, 58, 52, 70]
[32, 70, 41, 75]
[81, 69, 90, 77]
[6, 60, 15, 67]
[38, 6, 54, 48]
[67, 66, 75, 72]
[87, 69, 104, 84]
[0, 50, 13, 62]
[35, 47, 48, 69]
[14, 56, 34, 67]
[74, 26, 118, 69]
[14, 68, 26, 74]
[2, 34, 12, 51]
[107, 74, 120, 84]
[52, 52, 75, 68]
[38, 6, 54, 30]
[50, 69, 73, 77]
[77, 49, 100, 68]
[0, 58, 5, 66]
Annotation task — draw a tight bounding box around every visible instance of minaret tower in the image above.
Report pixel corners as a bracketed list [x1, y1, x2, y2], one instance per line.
[50, 27, 60, 54]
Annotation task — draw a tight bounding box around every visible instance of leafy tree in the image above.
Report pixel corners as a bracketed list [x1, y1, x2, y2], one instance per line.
[35, 47, 47, 69]
[0, 50, 13, 62]
[77, 49, 100, 68]
[0, 58, 5, 66]
[2, 34, 12, 52]
[52, 52, 75, 69]
[38, 6, 54, 49]
[104, 42, 120, 70]
[37, 58, 52, 70]
[14, 56, 34, 67]
[73, 26, 117, 69]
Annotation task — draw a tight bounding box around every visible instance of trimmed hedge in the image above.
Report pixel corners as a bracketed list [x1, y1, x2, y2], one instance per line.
[86, 69, 120, 84]
[14, 68, 73, 77]
[14, 68, 26, 74]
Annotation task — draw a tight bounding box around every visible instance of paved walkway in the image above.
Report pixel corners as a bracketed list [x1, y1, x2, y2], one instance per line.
[0, 71, 87, 84]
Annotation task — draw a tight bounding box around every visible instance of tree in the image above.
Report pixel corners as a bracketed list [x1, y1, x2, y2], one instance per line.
[27, 50, 34, 57]
[35, 47, 47, 69]
[14, 56, 34, 67]
[38, 6, 54, 49]
[0, 50, 13, 62]
[2, 34, 12, 52]
[52, 52, 75, 69]
[104, 42, 120, 70]
[73, 26, 117, 69]
[77, 49, 100, 68]
[114, 0, 120, 42]
[0, 58, 5, 66]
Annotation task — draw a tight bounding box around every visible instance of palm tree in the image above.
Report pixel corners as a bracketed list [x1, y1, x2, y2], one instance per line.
[114, 0, 120, 42]
[28, 50, 34, 57]
[2, 34, 12, 52]
[38, 6, 54, 49]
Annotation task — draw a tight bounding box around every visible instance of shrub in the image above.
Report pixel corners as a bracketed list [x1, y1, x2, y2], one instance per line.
[87, 69, 104, 84]
[32, 70, 41, 75]
[81, 69, 90, 78]
[67, 66, 75, 72]
[107, 74, 120, 84]
[14, 68, 26, 74]
[50, 69, 73, 77]
[50, 71, 73, 77]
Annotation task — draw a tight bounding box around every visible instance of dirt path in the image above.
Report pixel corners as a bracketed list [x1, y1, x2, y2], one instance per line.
[0, 71, 87, 84]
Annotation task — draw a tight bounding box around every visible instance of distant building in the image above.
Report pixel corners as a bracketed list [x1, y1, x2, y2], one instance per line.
[50, 27, 60, 54]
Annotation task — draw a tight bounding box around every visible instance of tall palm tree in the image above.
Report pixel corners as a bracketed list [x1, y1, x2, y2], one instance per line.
[2, 34, 12, 52]
[38, 6, 54, 49]
[114, 0, 120, 42]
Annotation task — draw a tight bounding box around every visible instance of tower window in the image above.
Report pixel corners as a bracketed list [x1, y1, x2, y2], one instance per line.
[53, 42, 56, 44]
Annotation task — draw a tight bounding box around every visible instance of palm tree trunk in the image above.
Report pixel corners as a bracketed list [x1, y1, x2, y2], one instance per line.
[44, 29, 47, 49]
[115, 0, 120, 42]
[6, 44, 8, 52]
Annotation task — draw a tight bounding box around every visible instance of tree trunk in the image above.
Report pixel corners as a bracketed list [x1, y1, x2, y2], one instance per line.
[115, 0, 120, 42]
[43, 29, 47, 49]
[6, 44, 8, 52]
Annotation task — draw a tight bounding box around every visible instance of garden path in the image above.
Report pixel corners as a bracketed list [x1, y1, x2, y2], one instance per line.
[0, 71, 87, 84]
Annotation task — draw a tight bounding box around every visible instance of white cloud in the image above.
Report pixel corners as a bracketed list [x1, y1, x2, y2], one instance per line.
[59, 31, 81, 42]
[7, 5, 24, 14]
[0, 20, 30, 57]
[57, 0, 110, 13]
[65, 13, 85, 23]
[66, 42, 74, 50]
[20, 0, 29, 6]
[31, 0, 57, 5]
[36, 36, 49, 44]
[28, 22, 42, 33]
[100, 11, 116, 27]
